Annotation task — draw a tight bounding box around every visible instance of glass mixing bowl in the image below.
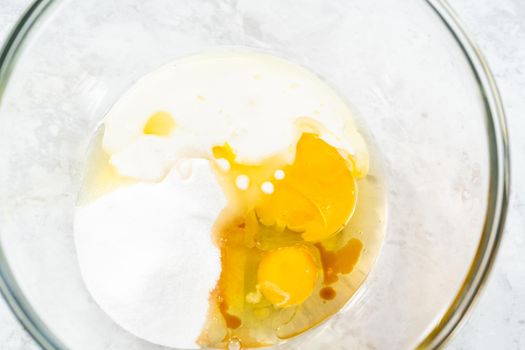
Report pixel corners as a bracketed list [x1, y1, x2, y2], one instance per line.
[0, 0, 509, 349]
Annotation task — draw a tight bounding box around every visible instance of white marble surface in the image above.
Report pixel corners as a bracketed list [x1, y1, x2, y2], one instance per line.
[0, 0, 523, 349]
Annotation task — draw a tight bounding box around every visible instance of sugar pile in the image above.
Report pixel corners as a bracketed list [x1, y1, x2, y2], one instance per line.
[74, 159, 225, 348]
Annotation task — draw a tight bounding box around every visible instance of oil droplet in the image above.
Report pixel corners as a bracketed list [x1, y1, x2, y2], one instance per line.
[143, 111, 175, 136]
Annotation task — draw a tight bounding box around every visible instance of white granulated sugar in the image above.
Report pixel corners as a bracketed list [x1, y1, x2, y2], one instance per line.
[74, 159, 225, 349]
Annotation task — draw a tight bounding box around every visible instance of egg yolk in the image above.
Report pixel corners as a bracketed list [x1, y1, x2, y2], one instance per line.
[143, 111, 175, 136]
[255, 133, 357, 241]
[257, 246, 318, 307]
[212, 133, 357, 242]
[210, 129, 360, 336]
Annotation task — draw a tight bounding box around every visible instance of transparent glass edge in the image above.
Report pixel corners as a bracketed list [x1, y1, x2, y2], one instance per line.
[417, 0, 510, 349]
[0, 0, 67, 349]
[0, 0, 510, 349]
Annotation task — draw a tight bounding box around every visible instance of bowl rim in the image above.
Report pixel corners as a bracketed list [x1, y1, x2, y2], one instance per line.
[0, 0, 510, 349]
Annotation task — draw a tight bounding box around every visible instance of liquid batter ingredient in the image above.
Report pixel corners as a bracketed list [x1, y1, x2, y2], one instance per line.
[74, 51, 386, 349]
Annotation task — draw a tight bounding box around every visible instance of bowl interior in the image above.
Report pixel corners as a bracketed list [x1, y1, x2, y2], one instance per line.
[0, 0, 494, 349]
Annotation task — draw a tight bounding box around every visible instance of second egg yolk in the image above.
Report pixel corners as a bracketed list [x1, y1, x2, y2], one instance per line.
[257, 246, 318, 307]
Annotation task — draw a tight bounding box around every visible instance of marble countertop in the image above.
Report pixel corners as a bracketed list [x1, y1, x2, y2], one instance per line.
[0, 0, 523, 349]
